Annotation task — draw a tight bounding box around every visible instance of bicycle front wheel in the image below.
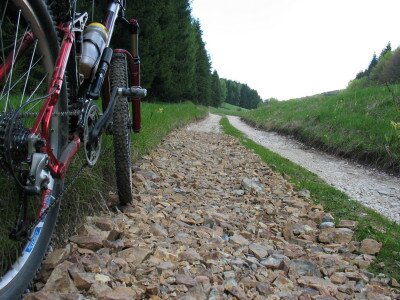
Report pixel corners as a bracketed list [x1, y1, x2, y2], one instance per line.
[0, 0, 68, 297]
[110, 53, 134, 205]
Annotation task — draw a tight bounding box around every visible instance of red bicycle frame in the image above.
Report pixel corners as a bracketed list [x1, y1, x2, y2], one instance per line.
[29, 23, 80, 179]
[0, 1, 142, 180]
[0, 23, 79, 179]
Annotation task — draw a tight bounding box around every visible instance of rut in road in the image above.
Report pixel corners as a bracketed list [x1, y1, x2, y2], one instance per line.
[26, 114, 399, 299]
[227, 115, 400, 224]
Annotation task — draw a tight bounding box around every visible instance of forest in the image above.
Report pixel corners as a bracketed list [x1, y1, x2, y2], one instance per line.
[80, 0, 262, 108]
[349, 42, 400, 89]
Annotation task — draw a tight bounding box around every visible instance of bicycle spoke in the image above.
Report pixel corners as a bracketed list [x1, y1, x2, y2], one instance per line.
[0, 55, 42, 103]
[4, 8, 21, 112]
[21, 40, 39, 105]
[25, 73, 47, 104]
[0, 0, 9, 65]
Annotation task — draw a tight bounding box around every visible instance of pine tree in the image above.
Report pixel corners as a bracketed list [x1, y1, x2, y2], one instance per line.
[192, 20, 211, 105]
[366, 53, 378, 76]
[219, 79, 227, 103]
[211, 70, 223, 107]
[380, 42, 392, 59]
[75, 0, 264, 105]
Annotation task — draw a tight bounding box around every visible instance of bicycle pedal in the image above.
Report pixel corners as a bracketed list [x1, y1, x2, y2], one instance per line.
[118, 86, 147, 98]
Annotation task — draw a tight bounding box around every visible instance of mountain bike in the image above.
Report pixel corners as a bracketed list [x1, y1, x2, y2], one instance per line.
[0, 0, 146, 297]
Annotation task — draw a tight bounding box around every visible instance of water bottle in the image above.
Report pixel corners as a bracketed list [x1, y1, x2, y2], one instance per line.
[80, 22, 108, 79]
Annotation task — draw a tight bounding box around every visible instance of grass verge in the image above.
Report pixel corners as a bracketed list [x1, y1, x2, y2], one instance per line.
[220, 116, 400, 280]
[241, 84, 400, 173]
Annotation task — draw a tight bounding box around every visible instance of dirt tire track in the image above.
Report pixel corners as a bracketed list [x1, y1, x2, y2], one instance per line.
[227, 115, 400, 224]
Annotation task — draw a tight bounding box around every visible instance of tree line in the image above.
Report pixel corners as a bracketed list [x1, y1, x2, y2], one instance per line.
[80, 0, 262, 108]
[221, 79, 263, 109]
[349, 42, 400, 88]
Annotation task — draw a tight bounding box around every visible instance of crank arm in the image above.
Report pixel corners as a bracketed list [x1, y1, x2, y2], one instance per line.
[89, 86, 146, 143]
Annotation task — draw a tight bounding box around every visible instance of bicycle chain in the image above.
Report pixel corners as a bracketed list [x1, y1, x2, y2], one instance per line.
[15, 162, 88, 241]
[19, 110, 82, 117]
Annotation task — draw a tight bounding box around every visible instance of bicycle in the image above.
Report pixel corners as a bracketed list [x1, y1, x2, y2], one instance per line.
[0, 0, 146, 297]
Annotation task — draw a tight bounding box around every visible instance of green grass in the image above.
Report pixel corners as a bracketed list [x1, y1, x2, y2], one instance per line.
[210, 102, 248, 116]
[241, 84, 400, 173]
[132, 102, 207, 158]
[220, 117, 400, 280]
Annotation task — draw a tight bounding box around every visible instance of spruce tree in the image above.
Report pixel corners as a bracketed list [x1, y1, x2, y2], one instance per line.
[211, 70, 223, 107]
[192, 20, 211, 105]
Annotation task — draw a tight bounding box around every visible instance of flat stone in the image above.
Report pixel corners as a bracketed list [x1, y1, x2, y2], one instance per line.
[150, 223, 168, 237]
[180, 248, 202, 262]
[241, 177, 263, 193]
[230, 233, 250, 246]
[178, 285, 207, 300]
[360, 238, 382, 255]
[261, 254, 285, 270]
[330, 272, 347, 285]
[72, 272, 95, 291]
[318, 228, 354, 244]
[321, 213, 335, 223]
[390, 277, 400, 288]
[233, 189, 245, 196]
[223, 271, 236, 279]
[43, 248, 68, 270]
[157, 261, 177, 270]
[337, 220, 358, 230]
[24, 291, 84, 300]
[42, 261, 78, 294]
[94, 217, 114, 231]
[118, 247, 151, 265]
[69, 235, 104, 251]
[297, 276, 338, 296]
[175, 274, 197, 287]
[224, 277, 238, 290]
[273, 275, 294, 292]
[249, 243, 269, 259]
[107, 229, 121, 241]
[256, 282, 272, 296]
[288, 259, 322, 278]
[95, 274, 111, 283]
[102, 286, 137, 300]
[320, 222, 335, 229]
[228, 286, 247, 299]
[154, 247, 179, 261]
[298, 189, 311, 198]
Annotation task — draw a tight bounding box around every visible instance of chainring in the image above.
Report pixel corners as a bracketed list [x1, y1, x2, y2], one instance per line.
[83, 103, 101, 166]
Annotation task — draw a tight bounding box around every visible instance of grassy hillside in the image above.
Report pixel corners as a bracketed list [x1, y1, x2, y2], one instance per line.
[242, 84, 400, 173]
[210, 102, 248, 116]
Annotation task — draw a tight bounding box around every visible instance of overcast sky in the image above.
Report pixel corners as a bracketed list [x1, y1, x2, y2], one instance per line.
[191, 0, 400, 100]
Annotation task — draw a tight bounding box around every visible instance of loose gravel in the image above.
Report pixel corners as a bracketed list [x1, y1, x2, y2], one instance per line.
[26, 114, 399, 299]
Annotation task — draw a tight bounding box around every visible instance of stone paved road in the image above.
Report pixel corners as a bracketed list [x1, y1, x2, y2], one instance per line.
[26, 115, 399, 299]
